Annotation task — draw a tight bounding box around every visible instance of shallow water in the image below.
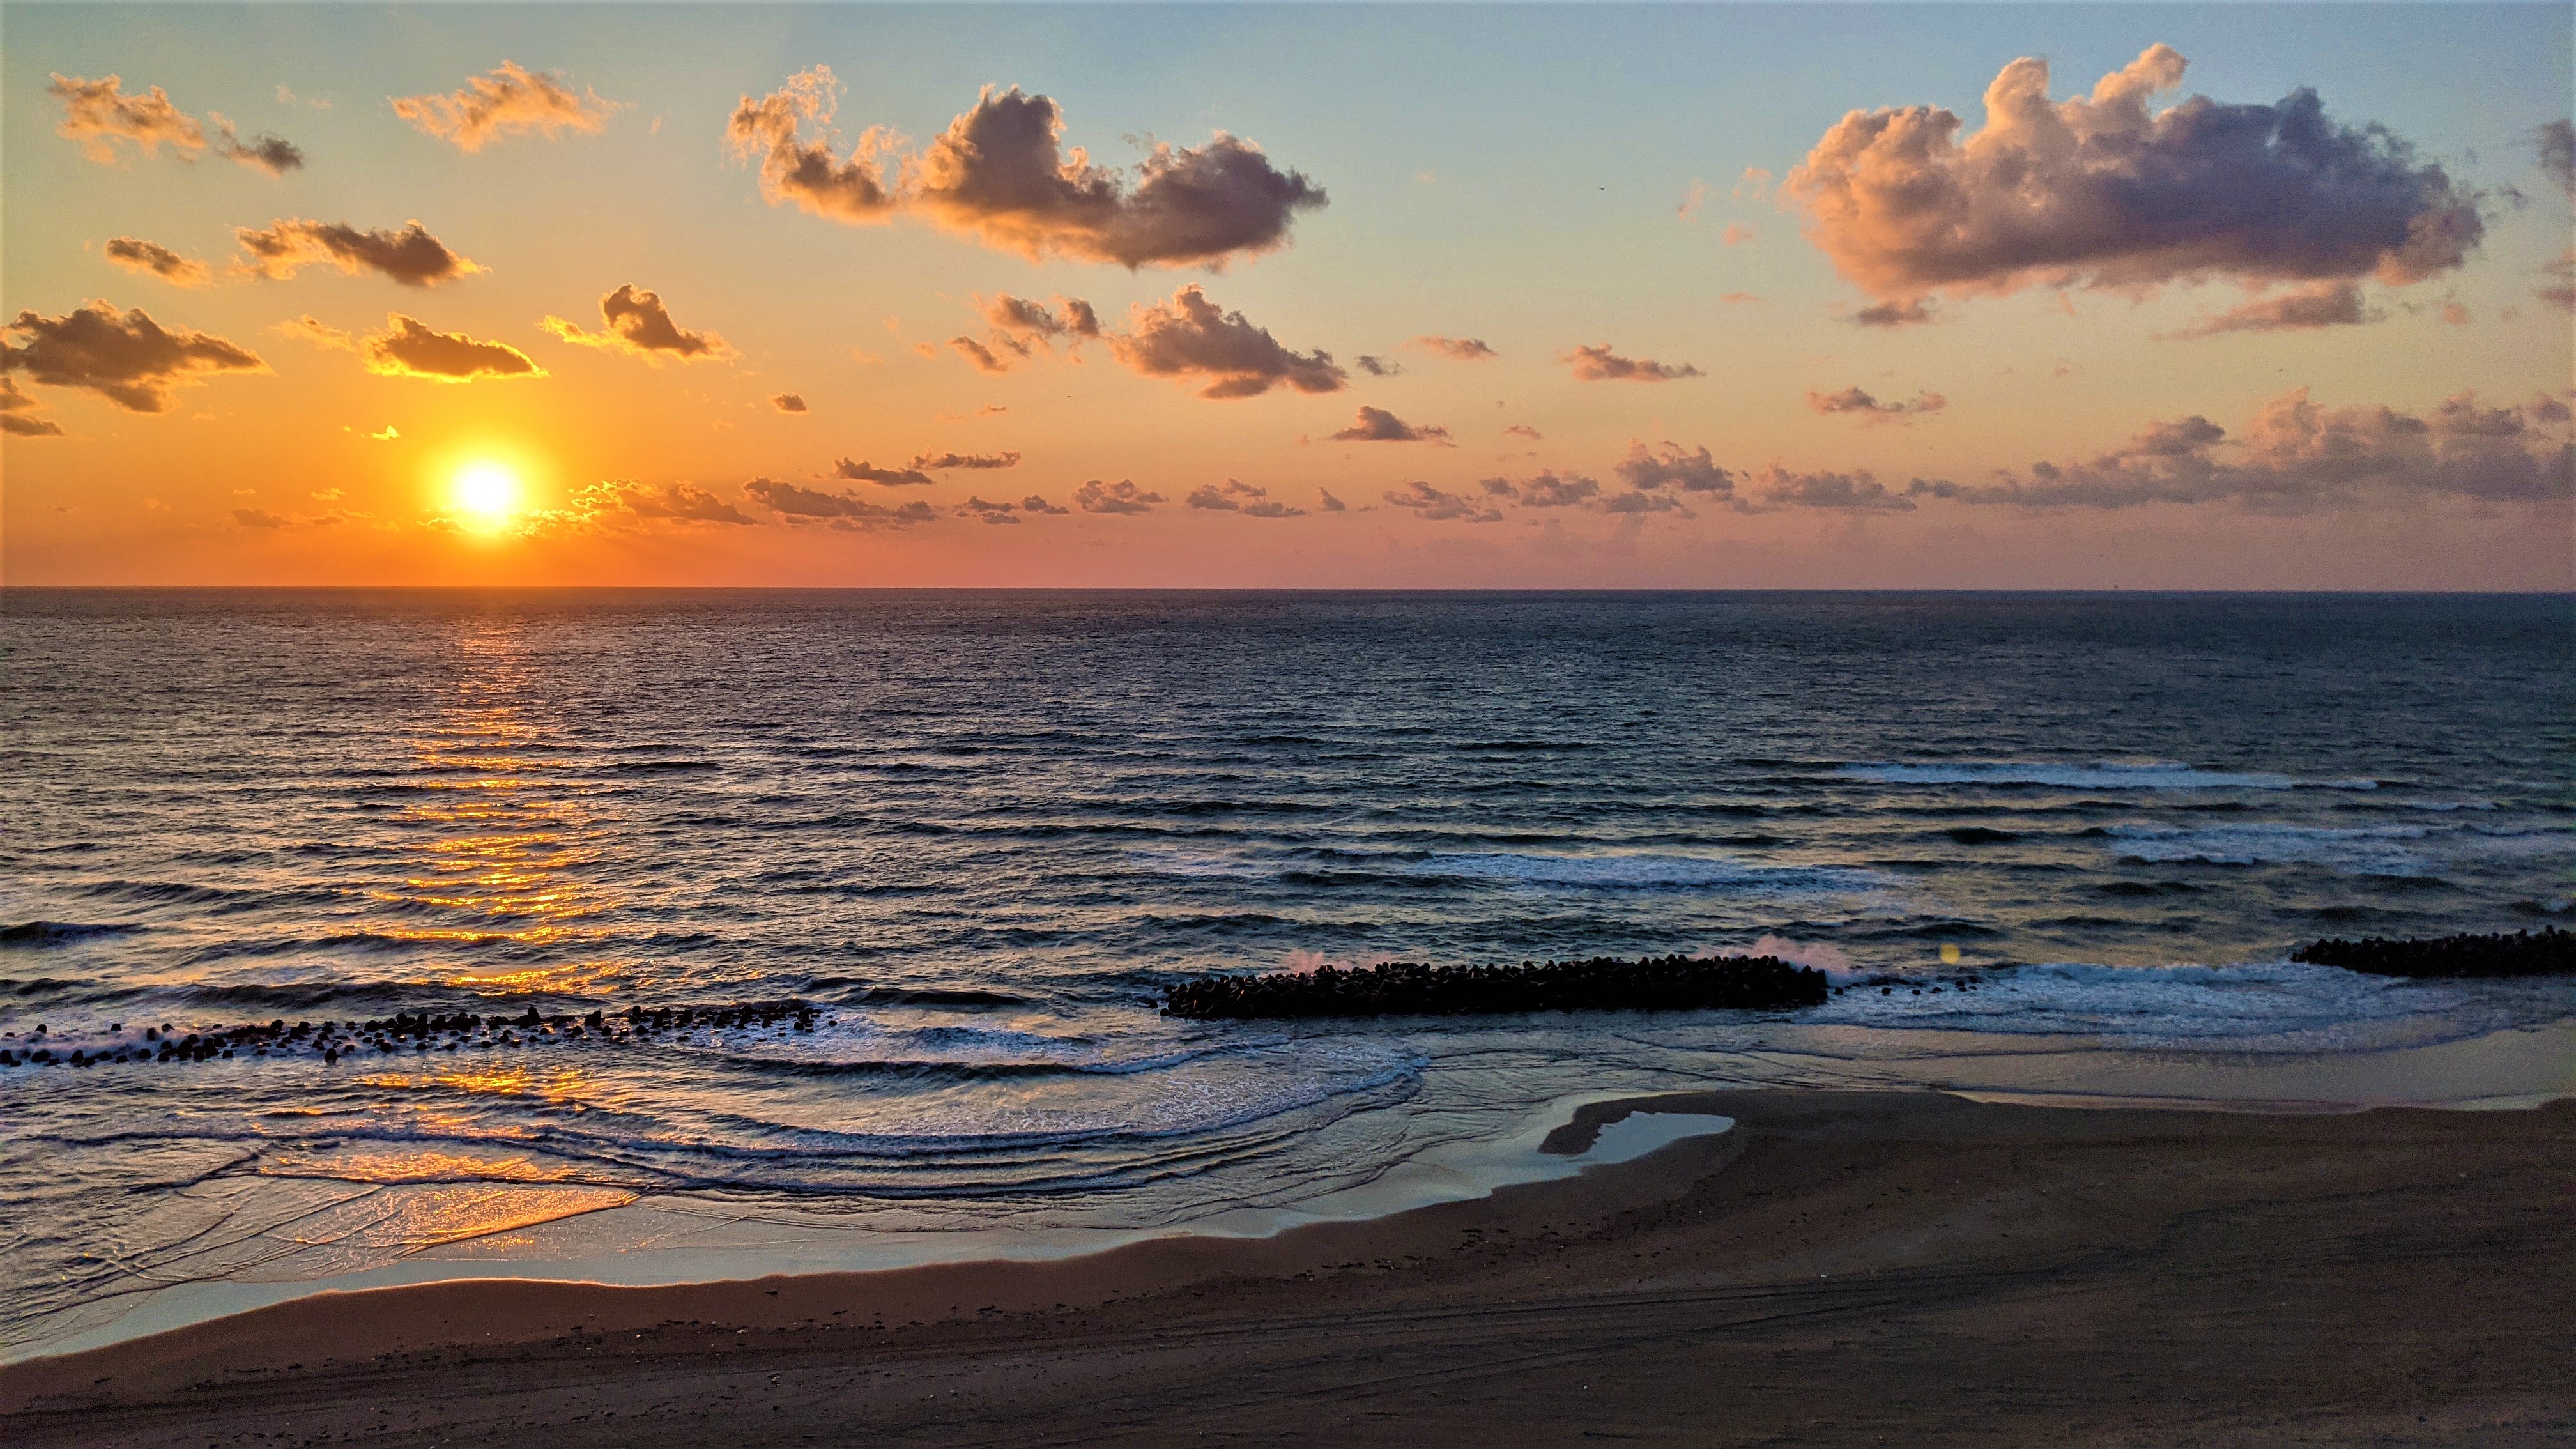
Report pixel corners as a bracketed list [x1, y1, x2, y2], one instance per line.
[4, 590, 2570, 1355]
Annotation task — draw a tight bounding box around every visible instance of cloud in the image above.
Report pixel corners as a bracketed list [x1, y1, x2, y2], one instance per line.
[1678, 180, 1711, 221]
[958, 495, 1023, 525]
[1561, 343, 1701, 382]
[541, 284, 730, 360]
[909, 450, 1020, 470]
[1408, 335, 1496, 361]
[1721, 292, 1763, 305]
[1020, 493, 1070, 515]
[1380, 480, 1501, 522]
[1503, 424, 1544, 441]
[2170, 280, 2377, 339]
[950, 336, 1011, 374]
[949, 293, 1098, 372]
[1186, 478, 1305, 516]
[49, 73, 302, 173]
[1072, 479, 1164, 514]
[1720, 224, 1754, 247]
[1, 378, 65, 437]
[1108, 286, 1345, 399]
[103, 237, 213, 288]
[2538, 119, 2574, 200]
[1330, 405, 1451, 444]
[726, 66, 901, 223]
[728, 71, 1326, 268]
[392, 63, 622, 151]
[234, 220, 478, 286]
[833, 458, 936, 487]
[360, 314, 543, 381]
[1317, 488, 1347, 512]
[1616, 441, 1738, 496]
[1752, 466, 1920, 512]
[1807, 384, 1947, 420]
[1941, 388, 2572, 511]
[1479, 471, 1600, 507]
[907, 85, 1326, 268]
[232, 507, 292, 528]
[743, 477, 938, 529]
[1852, 299, 1936, 328]
[772, 393, 808, 413]
[578, 480, 753, 524]
[1355, 355, 1402, 377]
[2, 302, 265, 411]
[1785, 44, 2485, 314]
[2538, 251, 2575, 313]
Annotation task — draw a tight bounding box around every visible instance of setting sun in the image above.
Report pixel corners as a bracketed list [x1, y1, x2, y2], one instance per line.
[450, 464, 521, 530]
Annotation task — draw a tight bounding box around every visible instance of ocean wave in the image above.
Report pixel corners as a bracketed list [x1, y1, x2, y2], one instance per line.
[1814, 957, 2472, 1046]
[0, 921, 142, 948]
[1410, 852, 1881, 894]
[2101, 822, 2434, 874]
[1837, 760, 2364, 790]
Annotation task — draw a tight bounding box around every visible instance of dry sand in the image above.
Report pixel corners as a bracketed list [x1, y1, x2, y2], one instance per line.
[6, 1089, 2571, 1446]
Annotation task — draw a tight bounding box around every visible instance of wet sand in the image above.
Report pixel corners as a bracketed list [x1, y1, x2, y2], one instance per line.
[6, 1090, 2571, 1446]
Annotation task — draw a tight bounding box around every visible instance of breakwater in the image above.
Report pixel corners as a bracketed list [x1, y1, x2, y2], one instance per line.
[1162, 954, 1832, 1020]
[2291, 928, 2573, 979]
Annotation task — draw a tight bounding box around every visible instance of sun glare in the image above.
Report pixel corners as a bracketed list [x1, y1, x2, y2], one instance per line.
[450, 464, 522, 530]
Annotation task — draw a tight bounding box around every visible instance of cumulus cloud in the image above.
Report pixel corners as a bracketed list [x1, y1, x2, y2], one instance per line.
[1409, 335, 1497, 360]
[1186, 478, 1305, 516]
[1108, 286, 1345, 399]
[743, 478, 938, 529]
[1939, 388, 2572, 511]
[576, 480, 753, 524]
[1317, 488, 1347, 512]
[1330, 405, 1450, 444]
[541, 284, 730, 360]
[1752, 466, 1921, 512]
[949, 337, 1011, 374]
[1479, 471, 1600, 507]
[949, 293, 1098, 372]
[104, 237, 213, 288]
[49, 74, 302, 172]
[1807, 384, 1947, 420]
[2538, 119, 2574, 200]
[392, 63, 622, 151]
[1020, 493, 1070, 515]
[1615, 441, 1738, 496]
[957, 495, 1023, 525]
[1380, 480, 1501, 522]
[728, 70, 1326, 268]
[833, 458, 935, 487]
[772, 393, 808, 413]
[1852, 300, 1936, 328]
[909, 450, 1020, 470]
[360, 314, 543, 381]
[1785, 44, 2485, 314]
[1562, 343, 1701, 382]
[2170, 280, 2378, 339]
[234, 220, 479, 287]
[1355, 355, 1402, 377]
[1, 378, 65, 437]
[2, 302, 265, 411]
[1072, 479, 1164, 514]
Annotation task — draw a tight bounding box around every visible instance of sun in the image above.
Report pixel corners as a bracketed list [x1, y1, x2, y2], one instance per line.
[450, 463, 522, 530]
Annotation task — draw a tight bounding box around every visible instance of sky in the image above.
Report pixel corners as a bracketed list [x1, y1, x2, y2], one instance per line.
[4, 2, 2570, 588]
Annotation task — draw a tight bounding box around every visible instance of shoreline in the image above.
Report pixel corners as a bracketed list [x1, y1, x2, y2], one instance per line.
[8, 1088, 2571, 1445]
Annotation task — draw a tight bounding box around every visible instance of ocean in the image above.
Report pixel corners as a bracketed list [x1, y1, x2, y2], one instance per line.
[4, 590, 2570, 1356]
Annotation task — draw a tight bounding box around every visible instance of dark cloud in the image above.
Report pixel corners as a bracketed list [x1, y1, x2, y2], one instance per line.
[910, 450, 1020, 470]
[833, 458, 936, 487]
[1409, 336, 1497, 361]
[1786, 45, 2485, 311]
[1562, 344, 1701, 382]
[949, 337, 1012, 374]
[393, 63, 623, 151]
[1020, 493, 1071, 515]
[728, 72, 1326, 268]
[579, 480, 753, 524]
[2537, 119, 2574, 200]
[772, 393, 808, 413]
[1072, 479, 1164, 514]
[49, 73, 302, 173]
[1807, 385, 1947, 420]
[1941, 389, 2572, 511]
[2, 302, 265, 411]
[2170, 280, 2375, 339]
[1108, 286, 1345, 399]
[726, 68, 900, 223]
[1852, 300, 1937, 328]
[234, 220, 478, 287]
[1479, 471, 1599, 507]
[958, 495, 1023, 525]
[1753, 466, 1921, 512]
[1597, 490, 1694, 515]
[1616, 441, 1737, 496]
[1330, 405, 1451, 444]
[1355, 355, 1402, 377]
[1186, 478, 1305, 516]
[1317, 488, 1347, 512]
[948, 294, 1101, 373]
[1, 378, 65, 437]
[362, 314, 542, 381]
[1380, 480, 1501, 522]
[104, 237, 212, 288]
[543, 284, 730, 360]
[744, 477, 938, 529]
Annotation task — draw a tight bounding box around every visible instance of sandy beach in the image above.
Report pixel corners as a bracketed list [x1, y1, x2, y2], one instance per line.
[6, 1089, 2570, 1446]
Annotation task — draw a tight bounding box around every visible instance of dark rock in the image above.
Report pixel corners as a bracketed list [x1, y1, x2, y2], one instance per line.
[2292, 928, 2573, 979]
[1162, 954, 1830, 1021]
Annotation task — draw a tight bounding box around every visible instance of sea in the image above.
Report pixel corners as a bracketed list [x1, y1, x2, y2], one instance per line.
[4, 590, 2570, 1358]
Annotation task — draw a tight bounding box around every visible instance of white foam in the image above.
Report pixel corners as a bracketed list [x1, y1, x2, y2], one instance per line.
[2102, 822, 2433, 874]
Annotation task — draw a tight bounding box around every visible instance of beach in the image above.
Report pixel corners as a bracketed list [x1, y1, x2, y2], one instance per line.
[9, 1088, 2570, 1445]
